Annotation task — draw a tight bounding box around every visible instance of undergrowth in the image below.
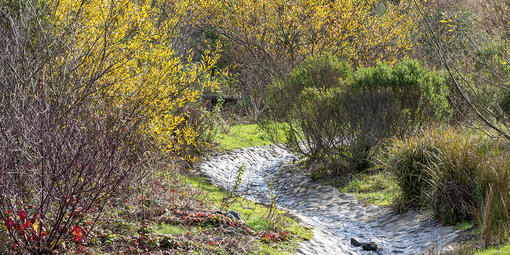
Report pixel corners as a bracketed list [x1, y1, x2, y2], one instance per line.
[47, 170, 312, 254]
[474, 243, 510, 255]
[186, 176, 312, 253]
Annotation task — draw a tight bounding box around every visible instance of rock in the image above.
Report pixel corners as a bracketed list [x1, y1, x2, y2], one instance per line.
[227, 211, 242, 221]
[351, 238, 378, 251]
[362, 242, 378, 251]
[350, 238, 361, 247]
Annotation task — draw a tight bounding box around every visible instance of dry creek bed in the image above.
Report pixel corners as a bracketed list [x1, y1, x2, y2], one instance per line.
[197, 146, 460, 255]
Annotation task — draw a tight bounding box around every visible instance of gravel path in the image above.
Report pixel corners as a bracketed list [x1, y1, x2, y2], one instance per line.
[197, 146, 460, 254]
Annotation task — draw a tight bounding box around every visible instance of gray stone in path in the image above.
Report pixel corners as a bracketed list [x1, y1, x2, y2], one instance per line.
[197, 145, 460, 255]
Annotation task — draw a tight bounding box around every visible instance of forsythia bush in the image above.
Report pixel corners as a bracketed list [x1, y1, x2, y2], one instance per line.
[198, 0, 417, 67]
[54, 0, 222, 160]
[0, 0, 222, 253]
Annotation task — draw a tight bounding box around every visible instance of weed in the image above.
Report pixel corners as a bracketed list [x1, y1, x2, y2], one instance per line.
[222, 164, 246, 208]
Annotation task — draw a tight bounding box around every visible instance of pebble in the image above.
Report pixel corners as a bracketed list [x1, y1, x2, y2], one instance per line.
[197, 145, 460, 255]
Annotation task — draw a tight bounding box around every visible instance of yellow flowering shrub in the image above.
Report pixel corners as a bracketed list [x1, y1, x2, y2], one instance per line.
[52, 0, 223, 161]
[197, 0, 417, 67]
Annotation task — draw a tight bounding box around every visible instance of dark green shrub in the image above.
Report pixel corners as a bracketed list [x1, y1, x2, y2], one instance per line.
[264, 56, 451, 173]
[288, 87, 405, 172]
[265, 53, 351, 121]
[264, 56, 406, 172]
[351, 60, 451, 124]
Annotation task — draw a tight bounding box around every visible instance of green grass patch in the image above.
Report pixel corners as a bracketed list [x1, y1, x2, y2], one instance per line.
[214, 123, 288, 151]
[454, 221, 474, 231]
[214, 124, 273, 151]
[155, 224, 188, 235]
[312, 170, 398, 207]
[339, 171, 399, 206]
[475, 244, 510, 255]
[185, 176, 312, 254]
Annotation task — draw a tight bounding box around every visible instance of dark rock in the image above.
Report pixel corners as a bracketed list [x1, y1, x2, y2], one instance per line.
[227, 211, 242, 221]
[351, 238, 378, 251]
[362, 242, 378, 251]
[350, 238, 361, 247]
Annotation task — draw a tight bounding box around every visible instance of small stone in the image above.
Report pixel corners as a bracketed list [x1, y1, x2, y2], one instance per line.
[350, 238, 361, 247]
[227, 211, 242, 221]
[351, 238, 378, 251]
[361, 242, 378, 251]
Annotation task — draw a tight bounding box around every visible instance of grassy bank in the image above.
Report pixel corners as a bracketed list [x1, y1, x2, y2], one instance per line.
[216, 123, 400, 207]
[214, 124, 274, 151]
[184, 176, 312, 254]
[83, 171, 312, 254]
[475, 244, 510, 255]
[338, 171, 399, 207]
[310, 170, 399, 207]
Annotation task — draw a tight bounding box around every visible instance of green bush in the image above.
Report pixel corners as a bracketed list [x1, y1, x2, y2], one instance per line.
[264, 54, 405, 172]
[263, 55, 450, 174]
[265, 53, 351, 121]
[351, 60, 451, 124]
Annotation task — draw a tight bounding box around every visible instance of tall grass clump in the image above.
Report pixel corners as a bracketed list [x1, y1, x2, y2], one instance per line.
[379, 126, 510, 244]
[478, 156, 510, 245]
[379, 127, 491, 222]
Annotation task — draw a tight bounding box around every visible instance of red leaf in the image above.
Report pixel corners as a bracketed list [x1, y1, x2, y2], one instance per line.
[21, 221, 31, 230]
[4, 218, 14, 229]
[72, 225, 85, 243]
[17, 210, 26, 221]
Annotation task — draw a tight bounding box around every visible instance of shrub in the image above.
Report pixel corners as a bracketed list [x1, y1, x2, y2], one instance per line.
[265, 53, 351, 121]
[0, 2, 151, 253]
[263, 56, 449, 173]
[0, 0, 219, 253]
[290, 87, 405, 172]
[351, 60, 452, 125]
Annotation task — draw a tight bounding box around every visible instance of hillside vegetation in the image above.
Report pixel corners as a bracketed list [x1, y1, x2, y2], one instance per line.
[1, 0, 510, 253]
